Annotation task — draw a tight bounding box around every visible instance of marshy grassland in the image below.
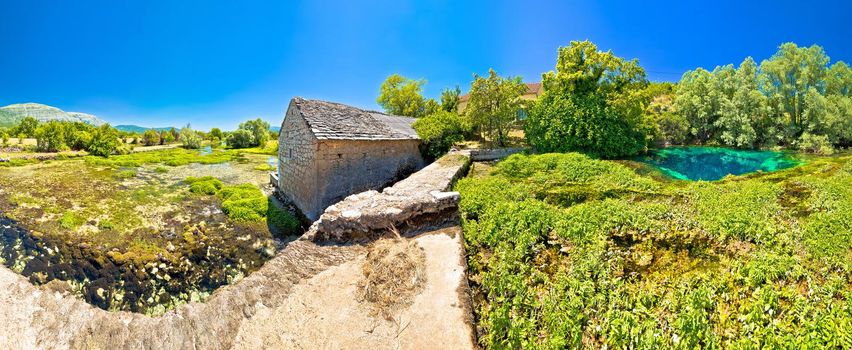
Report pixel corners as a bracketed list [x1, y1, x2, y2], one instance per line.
[0, 143, 301, 315]
[458, 152, 852, 348]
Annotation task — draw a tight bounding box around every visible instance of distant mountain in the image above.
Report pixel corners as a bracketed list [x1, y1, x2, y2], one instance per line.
[115, 125, 174, 134]
[0, 103, 107, 128]
[270, 126, 281, 133]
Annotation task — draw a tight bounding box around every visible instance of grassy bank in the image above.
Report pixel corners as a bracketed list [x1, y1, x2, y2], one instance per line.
[0, 145, 296, 314]
[457, 152, 852, 348]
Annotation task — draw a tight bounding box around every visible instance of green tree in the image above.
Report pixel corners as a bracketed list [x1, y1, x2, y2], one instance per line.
[0, 129, 8, 145]
[759, 43, 830, 141]
[465, 69, 527, 146]
[238, 118, 270, 147]
[180, 124, 202, 149]
[142, 129, 161, 146]
[714, 57, 770, 148]
[34, 121, 68, 152]
[15, 116, 39, 137]
[208, 127, 223, 140]
[412, 110, 469, 158]
[825, 61, 851, 96]
[161, 130, 176, 144]
[377, 74, 436, 118]
[440, 86, 462, 112]
[87, 124, 123, 157]
[166, 127, 178, 142]
[526, 40, 649, 157]
[226, 129, 255, 148]
[674, 68, 720, 143]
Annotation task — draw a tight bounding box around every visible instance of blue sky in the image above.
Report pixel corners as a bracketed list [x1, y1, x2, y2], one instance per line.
[1, 0, 850, 130]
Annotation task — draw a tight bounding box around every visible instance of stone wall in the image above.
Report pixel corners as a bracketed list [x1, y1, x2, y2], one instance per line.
[278, 105, 320, 219]
[468, 147, 528, 161]
[306, 153, 469, 242]
[313, 139, 424, 220]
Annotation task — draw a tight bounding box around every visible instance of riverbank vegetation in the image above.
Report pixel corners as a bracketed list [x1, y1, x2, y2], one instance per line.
[458, 152, 852, 348]
[0, 145, 297, 314]
[392, 41, 850, 160]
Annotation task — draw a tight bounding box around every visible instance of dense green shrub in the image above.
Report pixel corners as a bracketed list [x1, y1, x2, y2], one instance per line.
[797, 132, 835, 155]
[267, 200, 301, 236]
[186, 176, 224, 195]
[142, 129, 161, 146]
[179, 126, 202, 149]
[412, 110, 468, 158]
[226, 129, 255, 149]
[525, 41, 650, 158]
[690, 180, 781, 243]
[527, 94, 647, 158]
[458, 152, 852, 349]
[218, 184, 267, 221]
[226, 119, 270, 149]
[87, 124, 125, 157]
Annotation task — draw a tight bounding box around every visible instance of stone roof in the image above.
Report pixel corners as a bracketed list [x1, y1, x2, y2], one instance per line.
[290, 97, 419, 140]
[459, 82, 541, 102]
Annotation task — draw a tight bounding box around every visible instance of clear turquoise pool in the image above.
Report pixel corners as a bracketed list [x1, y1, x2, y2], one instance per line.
[634, 146, 801, 181]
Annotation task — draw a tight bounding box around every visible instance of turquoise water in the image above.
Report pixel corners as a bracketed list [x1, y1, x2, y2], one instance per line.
[634, 146, 800, 181]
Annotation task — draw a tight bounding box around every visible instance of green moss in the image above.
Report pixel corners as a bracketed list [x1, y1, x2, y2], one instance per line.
[254, 164, 276, 171]
[114, 169, 137, 179]
[59, 211, 85, 230]
[218, 184, 267, 222]
[186, 176, 224, 195]
[84, 147, 238, 168]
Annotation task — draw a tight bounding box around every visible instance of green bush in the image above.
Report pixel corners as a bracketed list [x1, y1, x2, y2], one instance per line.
[87, 124, 124, 157]
[226, 129, 255, 149]
[690, 180, 781, 243]
[267, 200, 301, 236]
[412, 110, 468, 158]
[526, 94, 647, 158]
[180, 127, 202, 149]
[797, 132, 835, 155]
[187, 177, 224, 195]
[217, 184, 268, 221]
[142, 129, 161, 146]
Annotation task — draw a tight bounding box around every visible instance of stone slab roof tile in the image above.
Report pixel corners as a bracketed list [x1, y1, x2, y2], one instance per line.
[292, 97, 419, 140]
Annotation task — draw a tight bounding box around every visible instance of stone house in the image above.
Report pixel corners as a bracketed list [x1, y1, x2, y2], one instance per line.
[278, 97, 424, 221]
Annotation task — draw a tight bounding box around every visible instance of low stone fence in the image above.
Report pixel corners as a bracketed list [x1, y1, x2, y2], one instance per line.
[304, 153, 471, 242]
[467, 147, 528, 161]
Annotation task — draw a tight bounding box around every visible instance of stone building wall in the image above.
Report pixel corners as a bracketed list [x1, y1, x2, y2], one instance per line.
[313, 139, 424, 220]
[278, 106, 320, 218]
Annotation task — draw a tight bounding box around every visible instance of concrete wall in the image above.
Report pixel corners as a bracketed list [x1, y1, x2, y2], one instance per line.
[314, 139, 424, 218]
[278, 105, 320, 219]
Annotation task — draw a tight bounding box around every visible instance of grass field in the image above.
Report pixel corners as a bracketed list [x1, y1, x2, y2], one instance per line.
[457, 152, 852, 349]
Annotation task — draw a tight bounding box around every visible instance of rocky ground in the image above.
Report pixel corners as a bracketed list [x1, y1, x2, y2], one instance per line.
[0, 152, 475, 349]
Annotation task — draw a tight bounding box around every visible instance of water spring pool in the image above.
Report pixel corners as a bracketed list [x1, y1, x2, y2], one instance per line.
[634, 146, 801, 181]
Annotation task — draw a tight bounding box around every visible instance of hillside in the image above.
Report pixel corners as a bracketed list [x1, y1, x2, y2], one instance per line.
[114, 125, 173, 133]
[0, 103, 106, 128]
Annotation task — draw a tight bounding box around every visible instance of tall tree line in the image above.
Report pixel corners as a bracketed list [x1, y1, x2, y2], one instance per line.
[676, 43, 852, 151]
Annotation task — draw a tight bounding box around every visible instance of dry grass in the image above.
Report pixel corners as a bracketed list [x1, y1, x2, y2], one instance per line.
[357, 238, 427, 319]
